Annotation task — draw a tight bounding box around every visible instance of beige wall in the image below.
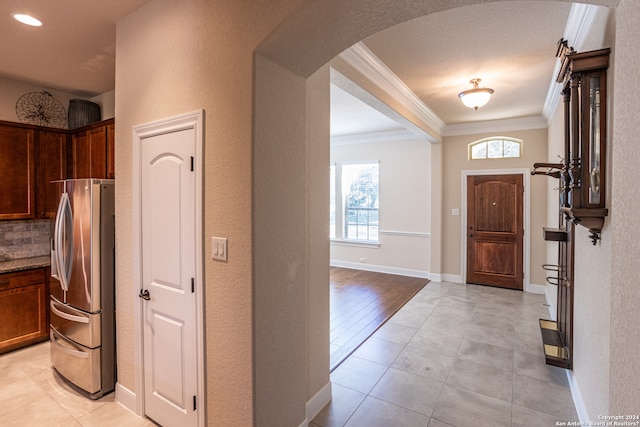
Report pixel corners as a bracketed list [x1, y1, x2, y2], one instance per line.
[442, 129, 548, 286]
[542, 2, 640, 418]
[115, 0, 306, 424]
[111, 0, 637, 424]
[568, 6, 615, 418]
[305, 65, 332, 410]
[608, 0, 640, 414]
[330, 137, 432, 275]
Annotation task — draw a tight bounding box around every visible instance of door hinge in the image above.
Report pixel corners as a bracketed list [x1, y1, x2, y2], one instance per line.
[191, 277, 195, 293]
[193, 395, 197, 411]
[190, 156, 194, 171]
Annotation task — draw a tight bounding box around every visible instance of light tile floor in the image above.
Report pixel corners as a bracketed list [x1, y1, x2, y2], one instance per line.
[0, 342, 153, 427]
[311, 281, 578, 427]
[0, 281, 577, 427]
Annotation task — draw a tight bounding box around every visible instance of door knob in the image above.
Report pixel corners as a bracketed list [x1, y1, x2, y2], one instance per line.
[139, 289, 150, 300]
[468, 234, 474, 238]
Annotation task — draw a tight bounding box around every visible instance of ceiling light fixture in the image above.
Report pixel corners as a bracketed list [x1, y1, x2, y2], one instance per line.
[458, 78, 494, 110]
[12, 13, 43, 27]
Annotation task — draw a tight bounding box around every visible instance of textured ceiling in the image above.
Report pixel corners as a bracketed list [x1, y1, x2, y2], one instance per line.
[0, 1, 587, 133]
[0, 0, 152, 96]
[363, 1, 573, 126]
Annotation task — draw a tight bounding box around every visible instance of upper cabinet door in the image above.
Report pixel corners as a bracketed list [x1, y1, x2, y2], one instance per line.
[107, 122, 115, 179]
[71, 129, 91, 179]
[0, 125, 35, 219]
[71, 120, 112, 179]
[36, 130, 67, 218]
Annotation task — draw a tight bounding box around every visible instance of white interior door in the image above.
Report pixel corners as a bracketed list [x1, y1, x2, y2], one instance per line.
[141, 125, 198, 426]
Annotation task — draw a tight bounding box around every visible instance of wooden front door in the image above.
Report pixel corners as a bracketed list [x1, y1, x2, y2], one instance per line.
[466, 174, 523, 290]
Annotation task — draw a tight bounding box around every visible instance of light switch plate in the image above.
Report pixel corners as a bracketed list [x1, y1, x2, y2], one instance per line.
[212, 237, 228, 261]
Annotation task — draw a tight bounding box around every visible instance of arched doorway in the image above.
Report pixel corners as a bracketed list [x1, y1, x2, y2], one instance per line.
[251, 0, 615, 424]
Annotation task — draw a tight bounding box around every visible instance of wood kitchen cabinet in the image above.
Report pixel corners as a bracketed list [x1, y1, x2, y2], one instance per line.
[107, 121, 115, 179]
[0, 268, 49, 355]
[1, 118, 115, 222]
[0, 123, 35, 220]
[36, 130, 67, 218]
[70, 118, 114, 179]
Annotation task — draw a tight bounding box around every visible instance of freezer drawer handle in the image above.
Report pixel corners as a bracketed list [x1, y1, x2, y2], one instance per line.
[50, 300, 90, 324]
[50, 330, 90, 359]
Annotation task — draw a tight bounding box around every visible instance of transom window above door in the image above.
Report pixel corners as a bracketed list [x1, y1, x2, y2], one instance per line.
[468, 137, 523, 160]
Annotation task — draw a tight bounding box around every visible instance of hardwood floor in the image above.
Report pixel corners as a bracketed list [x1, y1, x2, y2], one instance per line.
[330, 267, 429, 370]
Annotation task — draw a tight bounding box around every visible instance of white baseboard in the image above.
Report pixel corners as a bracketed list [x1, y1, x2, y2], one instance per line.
[544, 285, 556, 320]
[526, 282, 546, 294]
[429, 273, 443, 282]
[441, 274, 463, 284]
[306, 382, 332, 424]
[330, 260, 429, 279]
[115, 382, 140, 416]
[567, 370, 589, 422]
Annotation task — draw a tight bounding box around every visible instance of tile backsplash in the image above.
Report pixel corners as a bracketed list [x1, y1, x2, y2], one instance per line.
[0, 220, 52, 261]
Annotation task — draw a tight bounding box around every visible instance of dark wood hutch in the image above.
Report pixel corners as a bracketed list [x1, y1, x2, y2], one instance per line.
[531, 40, 610, 369]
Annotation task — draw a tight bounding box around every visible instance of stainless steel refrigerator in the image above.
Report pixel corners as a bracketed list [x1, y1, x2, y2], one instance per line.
[50, 179, 115, 399]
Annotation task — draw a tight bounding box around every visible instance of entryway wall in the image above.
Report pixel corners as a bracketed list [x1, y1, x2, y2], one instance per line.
[442, 128, 548, 288]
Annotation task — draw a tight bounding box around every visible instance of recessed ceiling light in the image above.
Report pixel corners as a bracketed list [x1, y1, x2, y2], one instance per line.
[13, 13, 43, 27]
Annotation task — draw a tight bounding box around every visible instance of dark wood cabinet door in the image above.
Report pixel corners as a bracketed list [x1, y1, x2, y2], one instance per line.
[71, 121, 111, 179]
[36, 130, 67, 218]
[466, 174, 523, 289]
[107, 122, 115, 179]
[72, 130, 91, 178]
[0, 125, 35, 219]
[88, 125, 107, 179]
[0, 269, 49, 355]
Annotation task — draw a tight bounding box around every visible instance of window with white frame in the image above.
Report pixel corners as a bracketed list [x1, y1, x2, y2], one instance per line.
[330, 162, 379, 242]
[469, 137, 523, 160]
[329, 165, 336, 239]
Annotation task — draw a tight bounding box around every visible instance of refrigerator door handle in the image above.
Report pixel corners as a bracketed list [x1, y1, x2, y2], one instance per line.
[54, 192, 73, 292]
[50, 300, 90, 324]
[50, 330, 90, 359]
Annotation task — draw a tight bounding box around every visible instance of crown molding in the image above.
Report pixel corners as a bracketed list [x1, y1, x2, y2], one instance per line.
[543, 3, 602, 120]
[330, 128, 421, 145]
[337, 5, 602, 136]
[338, 42, 445, 140]
[443, 115, 548, 137]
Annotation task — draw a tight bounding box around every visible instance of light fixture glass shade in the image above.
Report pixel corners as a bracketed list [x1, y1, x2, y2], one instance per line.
[458, 79, 494, 110]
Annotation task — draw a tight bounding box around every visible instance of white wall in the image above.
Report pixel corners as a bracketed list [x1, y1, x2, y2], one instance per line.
[330, 137, 432, 277]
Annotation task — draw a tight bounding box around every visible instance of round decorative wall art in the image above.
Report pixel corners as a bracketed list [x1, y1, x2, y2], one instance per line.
[15, 91, 67, 128]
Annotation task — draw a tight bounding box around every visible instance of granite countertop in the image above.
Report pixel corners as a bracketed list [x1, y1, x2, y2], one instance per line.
[0, 256, 51, 274]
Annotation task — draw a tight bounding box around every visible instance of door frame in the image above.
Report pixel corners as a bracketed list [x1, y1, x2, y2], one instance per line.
[130, 110, 205, 425]
[461, 168, 532, 292]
